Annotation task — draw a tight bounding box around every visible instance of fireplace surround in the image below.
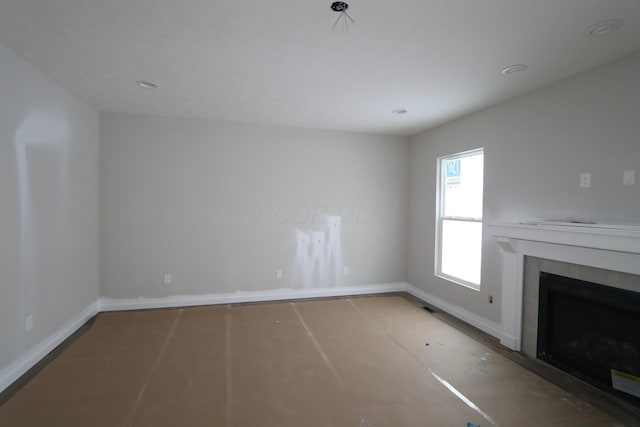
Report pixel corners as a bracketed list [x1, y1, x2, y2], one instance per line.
[490, 222, 640, 351]
[490, 222, 640, 405]
[489, 222, 640, 410]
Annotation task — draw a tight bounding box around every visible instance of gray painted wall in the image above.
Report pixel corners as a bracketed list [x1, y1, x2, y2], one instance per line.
[100, 113, 409, 298]
[408, 52, 640, 324]
[0, 42, 100, 372]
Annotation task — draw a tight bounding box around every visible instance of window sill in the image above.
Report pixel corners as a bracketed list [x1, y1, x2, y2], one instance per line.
[435, 272, 480, 291]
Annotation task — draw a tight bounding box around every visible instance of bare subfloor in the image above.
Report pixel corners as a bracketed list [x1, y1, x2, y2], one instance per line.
[0, 296, 632, 426]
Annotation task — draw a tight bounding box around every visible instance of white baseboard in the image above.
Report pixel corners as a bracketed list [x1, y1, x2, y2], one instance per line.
[406, 283, 503, 340]
[0, 301, 99, 394]
[99, 282, 408, 312]
[2, 282, 507, 395]
[498, 333, 519, 350]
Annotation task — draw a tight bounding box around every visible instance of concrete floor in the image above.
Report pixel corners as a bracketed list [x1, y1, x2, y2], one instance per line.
[0, 295, 632, 426]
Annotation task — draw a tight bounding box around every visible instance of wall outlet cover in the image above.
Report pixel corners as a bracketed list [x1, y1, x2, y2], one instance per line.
[580, 173, 591, 188]
[623, 170, 635, 186]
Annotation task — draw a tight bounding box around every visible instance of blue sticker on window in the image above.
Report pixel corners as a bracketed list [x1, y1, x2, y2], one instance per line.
[445, 159, 461, 178]
[445, 159, 461, 188]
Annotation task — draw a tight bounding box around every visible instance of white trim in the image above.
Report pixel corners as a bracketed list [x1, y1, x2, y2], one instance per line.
[436, 148, 485, 290]
[490, 222, 640, 351]
[490, 222, 640, 254]
[3, 281, 508, 395]
[0, 301, 99, 393]
[99, 283, 408, 312]
[406, 283, 502, 340]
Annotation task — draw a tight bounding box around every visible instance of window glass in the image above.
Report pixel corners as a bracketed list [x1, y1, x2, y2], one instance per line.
[436, 149, 484, 288]
[442, 154, 483, 219]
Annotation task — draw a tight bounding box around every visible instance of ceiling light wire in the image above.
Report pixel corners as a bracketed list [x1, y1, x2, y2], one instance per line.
[331, 2, 355, 31]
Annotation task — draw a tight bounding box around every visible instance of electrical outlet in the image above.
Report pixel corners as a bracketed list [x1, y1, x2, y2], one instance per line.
[580, 173, 591, 188]
[164, 274, 172, 285]
[276, 269, 282, 279]
[488, 295, 494, 304]
[343, 266, 349, 276]
[26, 315, 33, 332]
[623, 169, 635, 185]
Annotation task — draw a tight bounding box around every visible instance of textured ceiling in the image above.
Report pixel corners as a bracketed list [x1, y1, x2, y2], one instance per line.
[1, 0, 640, 136]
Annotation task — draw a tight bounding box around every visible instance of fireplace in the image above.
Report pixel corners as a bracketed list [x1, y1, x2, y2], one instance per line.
[489, 221, 640, 351]
[537, 272, 640, 406]
[489, 221, 640, 413]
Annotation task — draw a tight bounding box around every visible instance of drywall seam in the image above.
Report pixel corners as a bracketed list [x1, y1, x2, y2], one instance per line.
[0, 301, 99, 393]
[98, 283, 407, 312]
[405, 283, 502, 340]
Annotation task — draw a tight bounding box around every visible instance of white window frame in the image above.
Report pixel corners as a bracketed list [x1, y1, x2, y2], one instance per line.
[435, 148, 484, 290]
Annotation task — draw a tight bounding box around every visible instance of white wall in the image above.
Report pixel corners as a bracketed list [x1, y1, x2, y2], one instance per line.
[0, 42, 100, 374]
[4, 27, 637, 388]
[100, 113, 409, 299]
[408, 52, 640, 324]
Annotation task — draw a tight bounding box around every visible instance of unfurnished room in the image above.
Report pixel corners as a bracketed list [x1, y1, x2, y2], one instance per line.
[1, 1, 640, 426]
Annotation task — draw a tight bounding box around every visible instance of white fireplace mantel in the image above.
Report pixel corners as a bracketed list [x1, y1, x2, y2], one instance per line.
[489, 221, 640, 351]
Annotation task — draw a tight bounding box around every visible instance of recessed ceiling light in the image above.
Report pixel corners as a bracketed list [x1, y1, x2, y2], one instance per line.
[136, 80, 158, 89]
[392, 109, 408, 115]
[501, 64, 527, 75]
[587, 19, 623, 37]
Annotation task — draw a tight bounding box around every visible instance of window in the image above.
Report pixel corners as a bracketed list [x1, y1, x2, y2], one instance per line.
[436, 148, 484, 289]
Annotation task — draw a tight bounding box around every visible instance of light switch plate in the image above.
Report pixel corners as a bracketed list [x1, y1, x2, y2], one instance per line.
[580, 173, 591, 188]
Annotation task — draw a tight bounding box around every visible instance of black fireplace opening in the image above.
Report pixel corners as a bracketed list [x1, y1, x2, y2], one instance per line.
[537, 272, 640, 407]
